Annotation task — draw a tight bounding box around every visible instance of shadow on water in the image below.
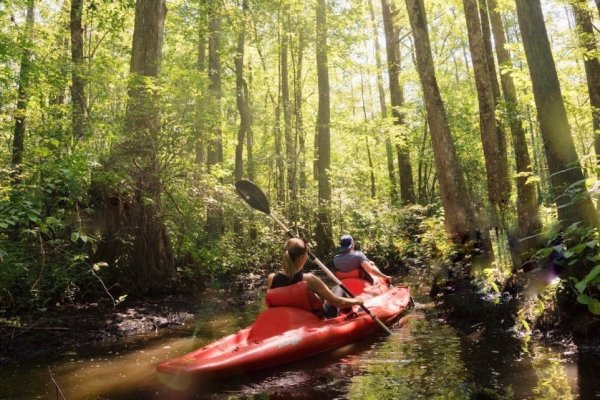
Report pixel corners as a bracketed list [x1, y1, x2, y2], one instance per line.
[1, 282, 600, 399]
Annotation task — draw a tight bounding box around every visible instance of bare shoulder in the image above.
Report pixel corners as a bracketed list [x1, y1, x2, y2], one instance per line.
[266, 273, 275, 288]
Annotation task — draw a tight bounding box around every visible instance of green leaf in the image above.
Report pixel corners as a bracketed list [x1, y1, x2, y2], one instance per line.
[70, 232, 80, 243]
[576, 265, 600, 293]
[577, 294, 593, 305]
[0, 222, 7, 228]
[589, 299, 600, 315]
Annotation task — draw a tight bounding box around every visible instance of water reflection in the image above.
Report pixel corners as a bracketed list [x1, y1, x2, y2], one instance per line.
[1, 289, 599, 399]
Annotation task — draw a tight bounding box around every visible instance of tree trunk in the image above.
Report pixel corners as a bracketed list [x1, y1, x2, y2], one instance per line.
[360, 69, 377, 198]
[235, 0, 250, 182]
[11, 0, 35, 184]
[463, 0, 510, 213]
[382, 0, 415, 204]
[405, 0, 475, 238]
[315, 0, 333, 256]
[194, 5, 207, 165]
[206, 6, 224, 238]
[70, 0, 86, 141]
[571, 0, 600, 171]
[515, 0, 598, 239]
[282, 3, 296, 220]
[368, 0, 387, 116]
[488, 0, 542, 249]
[295, 35, 306, 191]
[123, 0, 173, 292]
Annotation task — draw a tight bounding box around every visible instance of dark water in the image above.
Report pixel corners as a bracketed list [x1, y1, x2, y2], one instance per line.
[1, 275, 599, 400]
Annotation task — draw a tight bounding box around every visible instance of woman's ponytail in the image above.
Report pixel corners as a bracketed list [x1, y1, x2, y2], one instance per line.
[281, 238, 307, 278]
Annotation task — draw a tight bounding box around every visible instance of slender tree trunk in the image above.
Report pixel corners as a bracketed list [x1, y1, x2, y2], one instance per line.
[281, 3, 296, 220]
[368, 0, 387, 116]
[515, 0, 598, 243]
[315, 0, 333, 256]
[406, 0, 475, 238]
[123, 0, 173, 292]
[488, 0, 542, 248]
[382, 0, 415, 204]
[235, 0, 250, 182]
[571, 0, 600, 171]
[206, 5, 224, 237]
[195, 7, 207, 165]
[295, 35, 306, 191]
[360, 69, 377, 198]
[11, 0, 35, 184]
[70, 0, 86, 141]
[463, 0, 510, 214]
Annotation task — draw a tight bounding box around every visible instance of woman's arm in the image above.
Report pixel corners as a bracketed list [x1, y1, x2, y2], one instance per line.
[304, 274, 363, 307]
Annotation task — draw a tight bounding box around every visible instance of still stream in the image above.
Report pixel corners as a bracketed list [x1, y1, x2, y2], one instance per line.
[1, 269, 599, 399]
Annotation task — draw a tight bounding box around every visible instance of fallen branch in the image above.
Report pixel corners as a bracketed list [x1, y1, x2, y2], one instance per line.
[48, 366, 67, 400]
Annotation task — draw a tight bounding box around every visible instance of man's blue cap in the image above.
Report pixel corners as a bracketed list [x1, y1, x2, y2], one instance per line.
[339, 234, 354, 251]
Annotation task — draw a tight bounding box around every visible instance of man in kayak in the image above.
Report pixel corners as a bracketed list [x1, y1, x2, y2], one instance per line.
[333, 234, 392, 284]
[266, 238, 363, 318]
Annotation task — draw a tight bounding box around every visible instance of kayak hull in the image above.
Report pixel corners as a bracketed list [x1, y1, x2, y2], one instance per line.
[157, 284, 411, 379]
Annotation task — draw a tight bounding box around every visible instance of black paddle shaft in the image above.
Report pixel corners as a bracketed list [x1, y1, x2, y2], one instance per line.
[235, 180, 393, 336]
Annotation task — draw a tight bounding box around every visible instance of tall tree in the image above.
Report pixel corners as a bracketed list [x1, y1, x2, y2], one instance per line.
[195, 2, 208, 165]
[70, 0, 86, 141]
[235, 0, 252, 182]
[462, 0, 510, 216]
[282, 1, 296, 218]
[381, 0, 415, 204]
[123, 0, 173, 291]
[11, 0, 35, 184]
[571, 0, 600, 170]
[405, 0, 475, 238]
[515, 0, 598, 247]
[206, 2, 224, 237]
[487, 0, 541, 246]
[315, 0, 333, 255]
[369, 0, 397, 204]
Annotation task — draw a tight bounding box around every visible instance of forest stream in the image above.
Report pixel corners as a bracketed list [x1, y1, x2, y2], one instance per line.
[1, 267, 600, 400]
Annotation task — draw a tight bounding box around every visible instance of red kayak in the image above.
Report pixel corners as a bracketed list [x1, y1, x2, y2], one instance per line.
[157, 279, 411, 379]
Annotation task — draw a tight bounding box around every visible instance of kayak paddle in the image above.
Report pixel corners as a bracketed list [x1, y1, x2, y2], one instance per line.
[235, 179, 393, 336]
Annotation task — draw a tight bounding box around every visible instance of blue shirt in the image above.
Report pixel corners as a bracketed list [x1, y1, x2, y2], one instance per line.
[333, 251, 369, 273]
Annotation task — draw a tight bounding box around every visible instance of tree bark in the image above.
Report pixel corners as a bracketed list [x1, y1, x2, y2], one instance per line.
[382, 0, 415, 204]
[368, 0, 387, 116]
[235, 0, 251, 182]
[70, 0, 86, 141]
[315, 0, 333, 256]
[282, 2, 296, 219]
[206, 5, 224, 237]
[463, 0, 510, 212]
[11, 0, 35, 184]
[488, 0, 542, 248]
[123, 0, 173, 292]
[571, 0, 600, 171]
[195, 4, 207, 165]
[405, 0, 475, 238]
[515, 0, 598, 239]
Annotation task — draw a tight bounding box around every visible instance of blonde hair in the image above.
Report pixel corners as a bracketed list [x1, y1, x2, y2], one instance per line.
[282, 238, 308, 278]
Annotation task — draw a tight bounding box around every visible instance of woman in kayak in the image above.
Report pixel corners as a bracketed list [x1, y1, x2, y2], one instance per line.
[266, 238, 363, 318]
[333, 234, 392, 284]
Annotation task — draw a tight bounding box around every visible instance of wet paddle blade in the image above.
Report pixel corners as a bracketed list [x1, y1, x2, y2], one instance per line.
[235, 180, 271, 215]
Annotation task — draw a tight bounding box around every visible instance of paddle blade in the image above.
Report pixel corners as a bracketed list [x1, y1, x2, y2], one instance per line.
[235, 180, 271, 215]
